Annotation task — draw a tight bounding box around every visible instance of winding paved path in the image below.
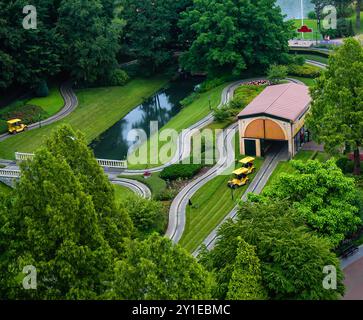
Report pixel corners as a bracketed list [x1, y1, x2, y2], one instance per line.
[0, 82, 78, 142]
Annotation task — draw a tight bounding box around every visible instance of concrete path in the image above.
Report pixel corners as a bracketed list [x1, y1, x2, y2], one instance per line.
[0, 82, 78, 142]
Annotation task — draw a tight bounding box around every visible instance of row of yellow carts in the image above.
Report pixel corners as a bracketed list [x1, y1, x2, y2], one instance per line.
[228, 157, 255, 189]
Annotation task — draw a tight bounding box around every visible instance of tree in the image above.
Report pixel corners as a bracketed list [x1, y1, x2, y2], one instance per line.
[226, 238, 267, 300]
[121, 0, 191, 71]
[0, 149, 114, 299]
[255, 159, 362, 246]
[179, 0, 294, 76]
[201, 201, 345, 300]
[121, 195, 166, 238]
[357, 0, 361, 30]
[267, 65, 288, 85]
[45, 124, 133, 254]
[306, 38, 363, 175]
[57, 0, 122, 84]
[111, 234, 213, 300]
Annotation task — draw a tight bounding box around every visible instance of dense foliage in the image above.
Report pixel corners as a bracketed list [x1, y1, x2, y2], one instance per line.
[252, 159, 361, 246]
[179, 0, 294, 76]
[160, 163, 203, 181]
[306, 38, 363, 175]
[200, 201, 345, 300]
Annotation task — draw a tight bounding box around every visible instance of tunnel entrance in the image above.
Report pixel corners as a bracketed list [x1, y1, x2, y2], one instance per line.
[261, 139, 288, 157]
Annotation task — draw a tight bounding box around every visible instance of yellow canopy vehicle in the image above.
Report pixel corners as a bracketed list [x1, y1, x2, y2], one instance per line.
[228, 167, 249, 189]
[7, 119, 27, 134]
[239, 156, 255, 175]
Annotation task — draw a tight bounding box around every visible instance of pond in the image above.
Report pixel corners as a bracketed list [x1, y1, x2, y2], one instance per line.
[276, 0, 314, 20]
[90, 77, 202, 160]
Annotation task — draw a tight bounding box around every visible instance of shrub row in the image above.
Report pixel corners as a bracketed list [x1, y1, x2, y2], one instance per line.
[160, 164, 203, 181]
[288, 64, 322, 78]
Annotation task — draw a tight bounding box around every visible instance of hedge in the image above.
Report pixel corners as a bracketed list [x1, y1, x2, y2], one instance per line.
[288, 64, 322, 78]
[160, 164, 203, 181]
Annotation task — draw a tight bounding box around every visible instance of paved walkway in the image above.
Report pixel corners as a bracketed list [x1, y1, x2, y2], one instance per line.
[301, 141, 324, 152]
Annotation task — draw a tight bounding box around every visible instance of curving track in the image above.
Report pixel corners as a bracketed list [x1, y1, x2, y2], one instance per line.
[109, 177, 151, 199]
[0, 82, 78, 142]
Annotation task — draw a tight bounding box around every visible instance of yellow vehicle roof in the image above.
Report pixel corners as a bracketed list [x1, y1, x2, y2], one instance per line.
[7, 119, 22, 124]
[233, 168, 249, 175]
[239, 157, 255, 164]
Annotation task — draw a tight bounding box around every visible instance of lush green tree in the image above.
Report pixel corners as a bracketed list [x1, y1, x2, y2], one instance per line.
[121, 195, 166, 238]
[0, 149, 114, 299]
[121, 0, 190, 71]
[57, 0, 122, 84]
[112, 234, 213, 300]
[226, 238, 267, 300]
[255, 160, 361, 246]
[179, 0, 294, 76]
[356, 0, 361, 30]
[306, 38, 363, 175]
[267, 65, 288, 84]
[201, 201, 345, 300]
[45, 125, 133, 254]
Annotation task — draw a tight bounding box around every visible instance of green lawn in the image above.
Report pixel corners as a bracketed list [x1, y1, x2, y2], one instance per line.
[300, 54, 329, 64]
[118, 172, 167, 198]
[179, 156, 264, 253]
[0, 77, 168, 159]
[128, 83, 229, 169]
[114, 184, 134, 205]
[293, 19, 323, 40]
[28, 86, 64, 116]
[290, 76, 316, 87]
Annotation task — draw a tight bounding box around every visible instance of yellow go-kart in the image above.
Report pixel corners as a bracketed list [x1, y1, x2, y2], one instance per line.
[228, 168, 249, 189]
[7, 119, 27, 134]
[239, 157, 255, 175]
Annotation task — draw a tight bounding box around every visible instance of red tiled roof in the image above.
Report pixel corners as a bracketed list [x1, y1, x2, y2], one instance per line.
[238, 83, 311, 122]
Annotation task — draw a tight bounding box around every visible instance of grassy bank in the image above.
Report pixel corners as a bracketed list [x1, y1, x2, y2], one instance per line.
[114, 184, 134, 205]
[127, 83, 229, 169]
[0, 182, 12, 195]
[27, 86, 64, 116]
[0, 77, 168, 159]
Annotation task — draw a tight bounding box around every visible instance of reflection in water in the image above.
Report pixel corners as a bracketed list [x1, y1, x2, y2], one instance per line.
[276, 0, 313, 20]
[90, 77, 201, 160]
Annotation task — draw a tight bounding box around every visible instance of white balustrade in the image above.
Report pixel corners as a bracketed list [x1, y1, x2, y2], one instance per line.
[0, 169, 21, 178]
[14, 152, 127, 169]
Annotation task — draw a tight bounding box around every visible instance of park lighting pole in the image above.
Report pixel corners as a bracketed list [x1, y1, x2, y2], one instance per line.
[301, 0, 304, 40]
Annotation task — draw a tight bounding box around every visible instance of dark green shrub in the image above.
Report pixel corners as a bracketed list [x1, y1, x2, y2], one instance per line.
[109, 69, 130, 86]
[213, 105, 231, 122]
[160, 164, 203, 181]
[307, 11, 317, 19]
[181, 92, 200, 107]
[0, 119, 7, 134]
[336, 157, 354, 174]
[35, 80, 49, 97]
[288, 64, 322, 78]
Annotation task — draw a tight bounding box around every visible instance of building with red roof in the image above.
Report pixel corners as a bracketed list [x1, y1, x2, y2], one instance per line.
[238, 83, 312, 158]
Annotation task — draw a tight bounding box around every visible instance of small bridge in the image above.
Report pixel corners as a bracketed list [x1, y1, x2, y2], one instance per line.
[15, 152, 128, 169]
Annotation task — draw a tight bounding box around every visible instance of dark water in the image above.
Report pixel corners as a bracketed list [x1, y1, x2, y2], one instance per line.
[276, 0, 314, 20]
[90, 78, 201, 160]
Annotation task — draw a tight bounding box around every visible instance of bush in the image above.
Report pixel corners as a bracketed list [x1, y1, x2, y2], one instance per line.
[181, 92, 200, 107]
[288, 64, 322, 78]
[160, 164, 203, 181]
[154, 188, 179, 201]
[0, 119, 7, 134]
[321, 18, 355, 39]
[121, 195, 166, 237]
[267, 65, 288, 84]
[35, 80, 49, 97]
[213, 105, 231, 122]
[109, 69, 130, 86]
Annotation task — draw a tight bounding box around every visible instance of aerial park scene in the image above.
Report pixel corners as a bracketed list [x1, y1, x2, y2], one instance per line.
[0, 0, 363, 308]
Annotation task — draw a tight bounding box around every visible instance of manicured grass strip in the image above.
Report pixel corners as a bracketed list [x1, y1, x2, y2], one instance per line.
[128, 83, 229, 169]
[179, 158, 263, 253]
[290, 76, 316, 87]
[0, 77, 168, 159]
[300, 54, 329, 64]
[114, 184, 134, 205]
[118, 172, 167, 197]
[27, 86, 64, 116]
